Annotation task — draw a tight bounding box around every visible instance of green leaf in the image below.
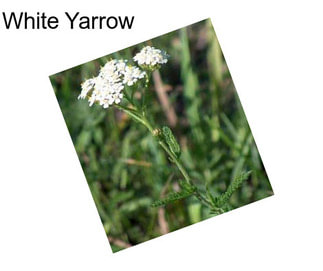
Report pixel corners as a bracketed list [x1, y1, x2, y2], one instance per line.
[162, 126, 181, 158]
[205, 184, 216, 206]
[214, 171, 252, 207]
[209, 206, 225, 215]
[151, 189, 194, 207]
[179, 180, 197, 193]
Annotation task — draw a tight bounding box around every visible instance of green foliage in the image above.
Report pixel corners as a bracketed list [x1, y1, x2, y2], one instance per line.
[180, 27, 204, 144]
[162, 126, 181, 158]
[214, 171, 252, 208]
[178, 180, 197, 193]
[151, 180, 196, 207]
[151, 189, 194, 207]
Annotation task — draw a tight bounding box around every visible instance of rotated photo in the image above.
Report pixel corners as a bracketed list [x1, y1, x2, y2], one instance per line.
[50, 18, 273, 253]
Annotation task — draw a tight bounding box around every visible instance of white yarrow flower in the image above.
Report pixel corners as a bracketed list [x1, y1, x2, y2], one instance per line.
[122, 66, 146, 86]
[79, 59, 146, 109]
[133, 46, 168, 69]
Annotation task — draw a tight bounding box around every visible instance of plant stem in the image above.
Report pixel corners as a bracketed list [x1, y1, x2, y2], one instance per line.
[115, 104, 211, 208]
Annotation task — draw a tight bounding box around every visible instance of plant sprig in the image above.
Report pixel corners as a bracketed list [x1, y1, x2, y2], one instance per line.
[78, 46, 252, 215]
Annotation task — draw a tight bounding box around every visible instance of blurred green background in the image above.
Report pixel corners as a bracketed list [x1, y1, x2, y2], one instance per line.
[50, 19, 273, 252]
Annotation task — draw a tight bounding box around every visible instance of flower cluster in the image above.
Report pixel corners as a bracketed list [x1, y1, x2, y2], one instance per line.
[79, 46, 168, 109]
[78, 59, 145, 108]
[133, 46, 168, 70]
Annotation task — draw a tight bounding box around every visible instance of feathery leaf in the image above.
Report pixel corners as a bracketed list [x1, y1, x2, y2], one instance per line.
[214, 171, 252, 207]
[151, 189, 194, 207]
[162, 126, 181, 158]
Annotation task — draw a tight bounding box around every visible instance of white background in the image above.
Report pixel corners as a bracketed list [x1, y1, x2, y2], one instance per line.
[1, 0, 322, 270]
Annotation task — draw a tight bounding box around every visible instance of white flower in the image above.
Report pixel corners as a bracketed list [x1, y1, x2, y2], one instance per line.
[113, 93, 123, 104]
[88, 91, 97, 106]
[122, 65, 146, 86]
[115, 59, 128, 73]
[99, 60, 121, 83]
[79, 59, 146, 109]
[78, 78, 96, 99]
[133, 46, 168, 68]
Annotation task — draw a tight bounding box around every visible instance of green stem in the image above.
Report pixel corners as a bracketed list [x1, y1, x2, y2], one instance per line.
[115, 104, 211, 208]
[115, 104, 153, 133]
[158, 141, 190, 182]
